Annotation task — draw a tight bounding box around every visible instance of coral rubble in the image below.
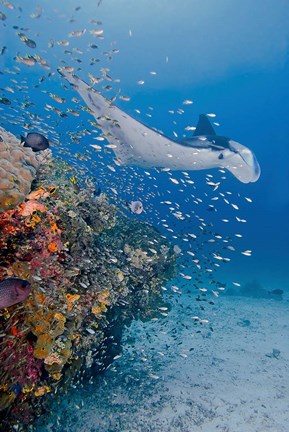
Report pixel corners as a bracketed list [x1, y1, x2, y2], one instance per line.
[0, 146, 176, 430]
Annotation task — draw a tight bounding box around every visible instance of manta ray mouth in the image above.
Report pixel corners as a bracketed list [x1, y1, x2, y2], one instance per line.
[225, 140, 261, 183]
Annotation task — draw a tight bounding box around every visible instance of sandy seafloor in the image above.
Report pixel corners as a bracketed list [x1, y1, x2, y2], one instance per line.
[36, 293, 289, 432]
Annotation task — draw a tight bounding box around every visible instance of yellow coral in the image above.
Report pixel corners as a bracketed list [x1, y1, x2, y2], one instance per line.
[33, 292, 46, 305]
[117, 271, 124, 282]
[44, 353, 63, 366]
[60, 347, 72, 362]
[27, 309, 54, 336]
[45, 361, 63, 376]
[72, 333, 81, 343]
[33, 333, 53, 359]
[44, 345, 72, 378]
[33, 320, 50, 336]
[92, 303, 107, 317]
[49, 320, 65, 338]
[24, 213, 41, 228]
[66, 293, 80, 311]
[34, 386, 51, 397]
[11, 261, 30, 279]
[51, 373, 62, 381]
[21, 385, 35, 394]
[28, 309, 65, 338]
[91, 290, 110, 317]
[97, 289, 110, 303]
[54, 312, 66, 322]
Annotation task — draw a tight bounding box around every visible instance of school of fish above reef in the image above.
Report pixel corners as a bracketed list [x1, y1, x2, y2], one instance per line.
[0, 2, 265, 430]
[0, 127, 176, 431]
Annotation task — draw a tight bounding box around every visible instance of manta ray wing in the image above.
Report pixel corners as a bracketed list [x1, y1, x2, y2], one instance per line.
[59, 68, 183, 168]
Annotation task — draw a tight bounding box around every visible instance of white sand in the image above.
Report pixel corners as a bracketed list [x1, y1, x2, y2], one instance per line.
[149, 296, 289, 432]
[40, 295, 289, 432]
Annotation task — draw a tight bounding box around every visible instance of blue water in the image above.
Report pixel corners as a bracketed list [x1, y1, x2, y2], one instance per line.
[1, 0, 289, 429]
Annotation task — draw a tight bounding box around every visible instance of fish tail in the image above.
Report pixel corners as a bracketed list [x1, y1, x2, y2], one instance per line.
[20, 135, 25, 143]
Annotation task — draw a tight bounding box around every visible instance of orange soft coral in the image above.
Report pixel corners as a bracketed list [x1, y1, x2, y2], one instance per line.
[26, 187, 50, 200]
[34, 385, 51, 397]
[66, 293, 80, 311]
[19, 200, 47, 217]
[47, 241, 58, 253]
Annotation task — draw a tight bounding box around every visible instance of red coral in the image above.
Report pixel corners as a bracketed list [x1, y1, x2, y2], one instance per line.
[25, 342, 42, 384]
[0, 338, 42, 387]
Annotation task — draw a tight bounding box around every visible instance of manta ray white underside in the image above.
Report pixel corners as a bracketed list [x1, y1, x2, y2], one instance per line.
[59, 69, 260, 183]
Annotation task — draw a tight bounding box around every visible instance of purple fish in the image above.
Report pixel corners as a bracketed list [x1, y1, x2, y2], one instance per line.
[20, 132, 49, 152]
[0, 278, 31, 309]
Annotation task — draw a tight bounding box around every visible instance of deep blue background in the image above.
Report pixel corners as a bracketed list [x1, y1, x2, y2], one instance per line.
[1, 0, 288, 290]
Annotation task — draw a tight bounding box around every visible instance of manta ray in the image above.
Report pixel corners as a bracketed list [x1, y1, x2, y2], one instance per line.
[59, 69, 260, 183]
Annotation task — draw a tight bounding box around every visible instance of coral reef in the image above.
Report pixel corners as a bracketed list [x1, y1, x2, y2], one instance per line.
[0, 127, 51, 213]
[0, 148, 176, 430]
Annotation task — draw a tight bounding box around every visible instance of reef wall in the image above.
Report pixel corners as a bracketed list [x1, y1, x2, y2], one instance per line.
[0, 136, 176, 430]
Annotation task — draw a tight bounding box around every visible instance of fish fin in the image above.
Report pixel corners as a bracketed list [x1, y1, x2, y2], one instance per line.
[193, 114, 216, 136]
[23, 142, 30, 147]
[20, 135, 26, 144]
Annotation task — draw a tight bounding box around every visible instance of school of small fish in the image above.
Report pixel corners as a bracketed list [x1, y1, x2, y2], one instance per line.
[0, 0, 257, 387]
